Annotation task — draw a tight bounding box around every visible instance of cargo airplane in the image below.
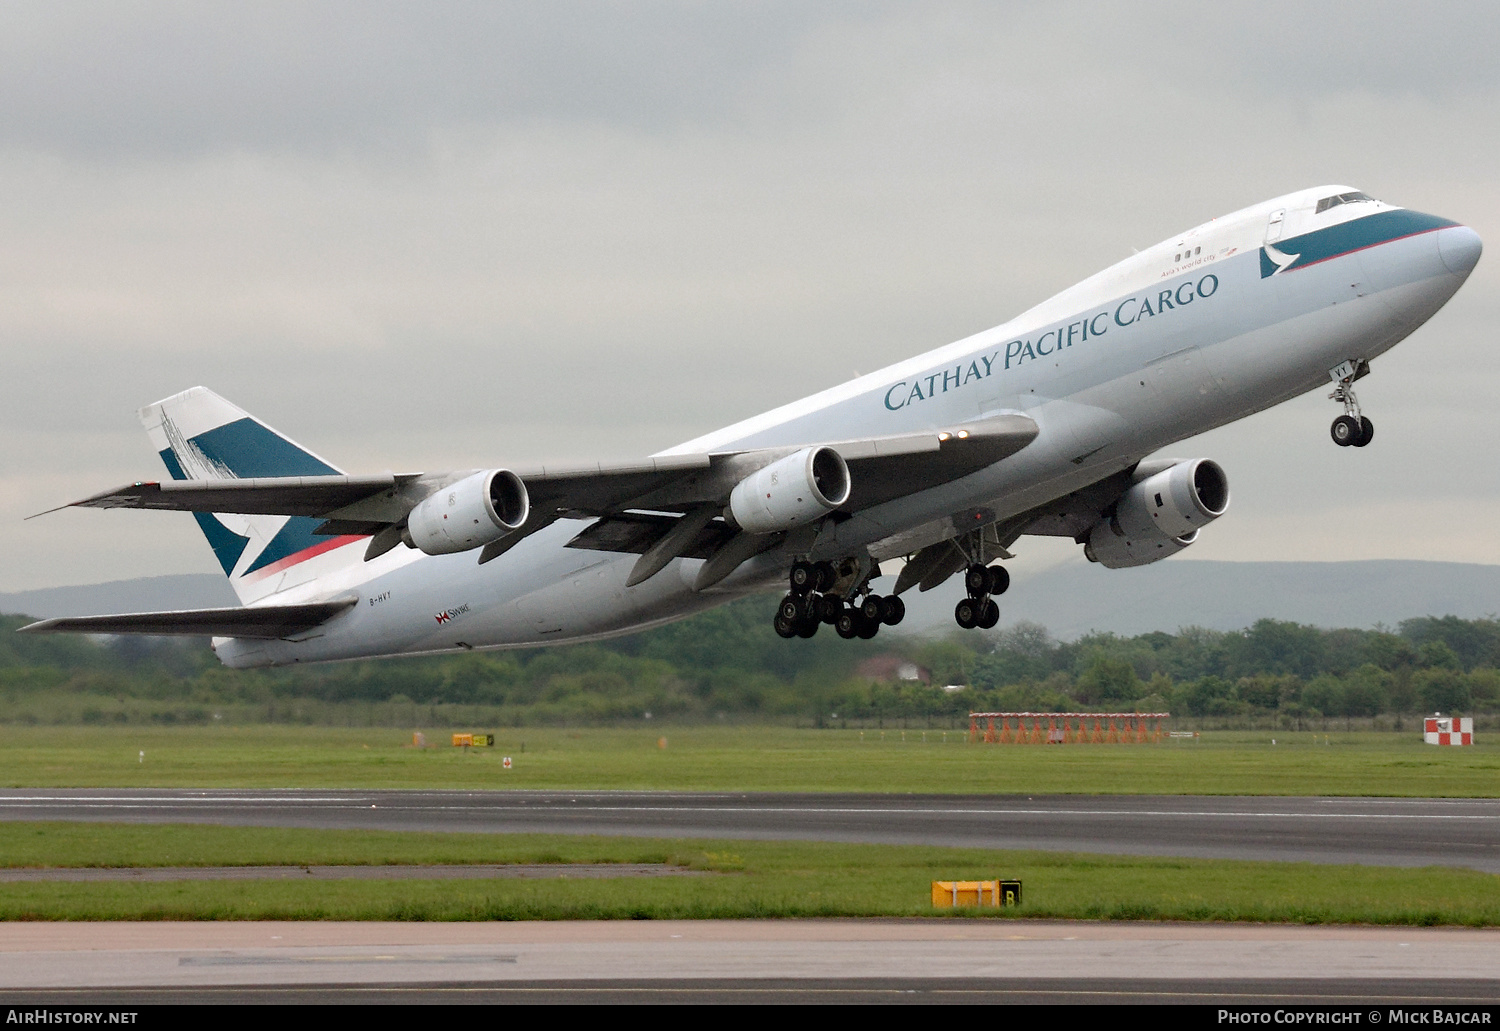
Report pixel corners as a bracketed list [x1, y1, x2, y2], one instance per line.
[22, 186, 1483, 667]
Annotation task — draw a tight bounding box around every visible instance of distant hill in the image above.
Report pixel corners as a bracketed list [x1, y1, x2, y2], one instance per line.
[891, 559, 1500, 639]
[0, 574, 236, 619]
[4, 560, 1498, 641]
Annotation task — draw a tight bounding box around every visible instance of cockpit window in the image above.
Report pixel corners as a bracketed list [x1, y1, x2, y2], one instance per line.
[1316, 191, 1375, 214]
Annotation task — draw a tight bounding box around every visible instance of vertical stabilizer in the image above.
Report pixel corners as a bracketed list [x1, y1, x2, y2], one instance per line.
[140, 387, 366, 604]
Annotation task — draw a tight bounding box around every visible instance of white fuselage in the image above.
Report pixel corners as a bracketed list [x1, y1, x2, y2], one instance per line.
[214, 186, 1481, 668]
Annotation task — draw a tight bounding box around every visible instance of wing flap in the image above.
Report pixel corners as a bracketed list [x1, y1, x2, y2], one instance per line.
[564, 512, 734, 558]
[17, 598, 358, 639]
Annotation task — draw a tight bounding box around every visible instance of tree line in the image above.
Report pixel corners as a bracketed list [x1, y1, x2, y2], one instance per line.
[1, 598, 1496, 725]
[911, 615, 1496, 723]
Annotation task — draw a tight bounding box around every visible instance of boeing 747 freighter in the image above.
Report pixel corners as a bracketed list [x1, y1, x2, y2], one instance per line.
[23, 186, 1482, 666]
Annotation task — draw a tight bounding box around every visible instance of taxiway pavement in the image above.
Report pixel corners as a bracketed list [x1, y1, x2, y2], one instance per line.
[2, 920, 1499, 1003]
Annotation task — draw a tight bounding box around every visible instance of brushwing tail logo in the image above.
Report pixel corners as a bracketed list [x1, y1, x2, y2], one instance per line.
[1259, 241, 1301, 278]
[157, 411, 256, 576]
[159, 412, 236, 481]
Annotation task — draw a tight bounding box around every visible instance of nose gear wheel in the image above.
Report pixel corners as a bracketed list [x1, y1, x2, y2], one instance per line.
[1331, 414, 1360, 446]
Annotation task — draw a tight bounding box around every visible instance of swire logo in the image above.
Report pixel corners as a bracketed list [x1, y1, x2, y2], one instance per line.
[434, 604, 471, 625]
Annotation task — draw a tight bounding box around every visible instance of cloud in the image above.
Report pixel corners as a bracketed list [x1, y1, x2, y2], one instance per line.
[0, 1, 866, 157]
[1, 2, 1497, 590]
[7, 2, 1495, 161]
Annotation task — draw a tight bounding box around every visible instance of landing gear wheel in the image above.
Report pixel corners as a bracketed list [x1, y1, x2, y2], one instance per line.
[773, 614, 798, 639]
[789, 561, 815, 594]
[796, 619, 819, 639]
[964, 564, 991, 598]
[880, 595, 906, 626]
[977, 598, 1000, 630]
[859, 595, 885, 622]
[954, 598, 980, 630]
[817, 594, 843, 624]
[856, 614, 880, 639]
[1330, 414, 1360, 447]
[835, 609, 860, 639]
[813, 562, 838, 592]
[778, 594, 807, 624]
[987, 565, 1010, 596]
[1353, 416, 1374, 448]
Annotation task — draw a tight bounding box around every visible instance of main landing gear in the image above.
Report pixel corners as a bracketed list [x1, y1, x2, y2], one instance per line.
[774, 560, 906, 640]
[1328, 359, 1374, 448]
[954, 563, 1006, 630]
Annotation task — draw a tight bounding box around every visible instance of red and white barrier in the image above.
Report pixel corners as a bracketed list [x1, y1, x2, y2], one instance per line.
[968, 712, 1170, 744]
[1424, 715, 1473, 746]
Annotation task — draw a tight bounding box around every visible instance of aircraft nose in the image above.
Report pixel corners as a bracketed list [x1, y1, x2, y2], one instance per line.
[1438, 224, 1482, 277]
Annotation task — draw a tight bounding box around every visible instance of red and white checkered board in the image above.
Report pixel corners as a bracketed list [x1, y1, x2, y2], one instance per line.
[1424, 717, 1473, 746]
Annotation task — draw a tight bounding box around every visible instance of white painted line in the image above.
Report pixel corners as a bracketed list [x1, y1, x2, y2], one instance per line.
[0, 796, 370, 804]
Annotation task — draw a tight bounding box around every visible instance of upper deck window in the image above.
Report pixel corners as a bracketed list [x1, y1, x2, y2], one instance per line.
[1316, 191, 1375, 214]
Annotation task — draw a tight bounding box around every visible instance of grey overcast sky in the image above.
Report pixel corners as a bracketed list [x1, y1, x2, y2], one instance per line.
[2, 1, 1497, 591]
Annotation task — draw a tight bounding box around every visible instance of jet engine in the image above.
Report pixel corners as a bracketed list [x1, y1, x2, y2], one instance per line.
[728, 446, 851, 534]
[1083, 459, 1229, 569]
[405, 469, 530, 555]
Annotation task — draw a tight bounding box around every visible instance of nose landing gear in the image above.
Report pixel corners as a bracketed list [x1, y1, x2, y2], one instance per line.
[1328, 360, 1374, 448]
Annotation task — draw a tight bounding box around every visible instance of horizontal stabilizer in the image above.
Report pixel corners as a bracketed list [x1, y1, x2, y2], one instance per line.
[17, 598, 358, 639]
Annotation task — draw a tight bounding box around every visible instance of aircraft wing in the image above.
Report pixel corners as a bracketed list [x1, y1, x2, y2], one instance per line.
[38, 413, 1037, 563]
[42, 474, 416, 518]
[45, 456, 723, 523]
[567, 411, 1038, 516]
[44, 456, 720, 521]
[16, 598, 358, 639]
[828, 413, 1038, 509]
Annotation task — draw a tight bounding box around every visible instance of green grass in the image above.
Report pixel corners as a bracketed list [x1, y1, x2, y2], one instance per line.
[1, 822, 1497, 925]
[0, 725, 1497, 795]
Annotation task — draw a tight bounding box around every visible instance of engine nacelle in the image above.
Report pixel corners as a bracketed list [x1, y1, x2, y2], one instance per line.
[1083, 459, 1229, 569]
[405, 469, 529, 556]
[1085, 524, 1199, 569]
[1114, 457, 1230, 540]
[728, 446, 851, 534]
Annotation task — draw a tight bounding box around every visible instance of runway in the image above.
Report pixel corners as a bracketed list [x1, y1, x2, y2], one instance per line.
[2, 920, 1499, 1004]
[3, 790, 1499, 871]
[4, 792, 1499, 1003]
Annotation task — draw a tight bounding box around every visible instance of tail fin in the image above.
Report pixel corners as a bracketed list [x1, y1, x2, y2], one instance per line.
[141, 387, 366, 604]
